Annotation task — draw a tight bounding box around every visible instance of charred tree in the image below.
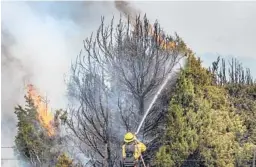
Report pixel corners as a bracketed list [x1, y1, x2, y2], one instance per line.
[66, 15, 187, 166]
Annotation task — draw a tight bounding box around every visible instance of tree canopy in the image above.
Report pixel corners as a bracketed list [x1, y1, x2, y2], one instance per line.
[155, 55, 256, 167]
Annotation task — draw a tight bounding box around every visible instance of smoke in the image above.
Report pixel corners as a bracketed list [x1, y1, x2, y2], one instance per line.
[1, 24, 33, 167]
[1, 1, 118, 166]
[114, 1, 140, 24]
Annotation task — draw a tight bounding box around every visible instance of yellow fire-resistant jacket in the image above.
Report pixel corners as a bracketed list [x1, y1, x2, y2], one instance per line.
[122, 140, 147, 160]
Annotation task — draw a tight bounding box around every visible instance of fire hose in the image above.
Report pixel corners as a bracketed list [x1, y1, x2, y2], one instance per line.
[140, 155, 146, 167]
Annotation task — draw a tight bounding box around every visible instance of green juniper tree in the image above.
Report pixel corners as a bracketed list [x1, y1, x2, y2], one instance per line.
[14, 94, 50, 166]
[14, 91, 63, 166]
[155, 55, 245, 167]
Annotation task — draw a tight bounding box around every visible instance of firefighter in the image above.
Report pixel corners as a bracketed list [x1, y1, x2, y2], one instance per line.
[122, 132, 147, 167]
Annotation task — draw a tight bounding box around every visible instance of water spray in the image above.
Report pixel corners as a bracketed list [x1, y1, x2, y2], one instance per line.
[135, 58, 183, 135]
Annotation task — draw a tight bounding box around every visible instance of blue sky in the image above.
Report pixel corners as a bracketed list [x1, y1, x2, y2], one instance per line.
[199, 52, 256, 77]
[130, 1, 256, 77]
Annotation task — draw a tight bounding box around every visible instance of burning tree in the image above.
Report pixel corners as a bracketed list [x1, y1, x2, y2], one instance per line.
[26, 84, 55, 136]
[14, 84, 62, 166]
[66, 15, 188, 166]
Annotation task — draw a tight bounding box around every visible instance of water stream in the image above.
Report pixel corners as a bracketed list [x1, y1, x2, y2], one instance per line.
[135, 60, 181, 135]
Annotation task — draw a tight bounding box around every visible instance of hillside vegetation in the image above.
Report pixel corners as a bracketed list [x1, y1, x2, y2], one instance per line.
[155, 55, 256, 167]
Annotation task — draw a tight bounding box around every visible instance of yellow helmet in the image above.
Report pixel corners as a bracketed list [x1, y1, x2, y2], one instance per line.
[124, 132, 135, 143]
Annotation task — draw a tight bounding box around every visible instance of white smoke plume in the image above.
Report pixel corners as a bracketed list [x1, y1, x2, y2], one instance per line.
[1, 1, 119, 166]
[114, 1, 140, 24]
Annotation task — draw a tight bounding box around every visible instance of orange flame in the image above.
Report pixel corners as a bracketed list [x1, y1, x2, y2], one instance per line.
[130, 20, 176, 51]
[147, 24, 176, 50]
[27, 84, 55, 136]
